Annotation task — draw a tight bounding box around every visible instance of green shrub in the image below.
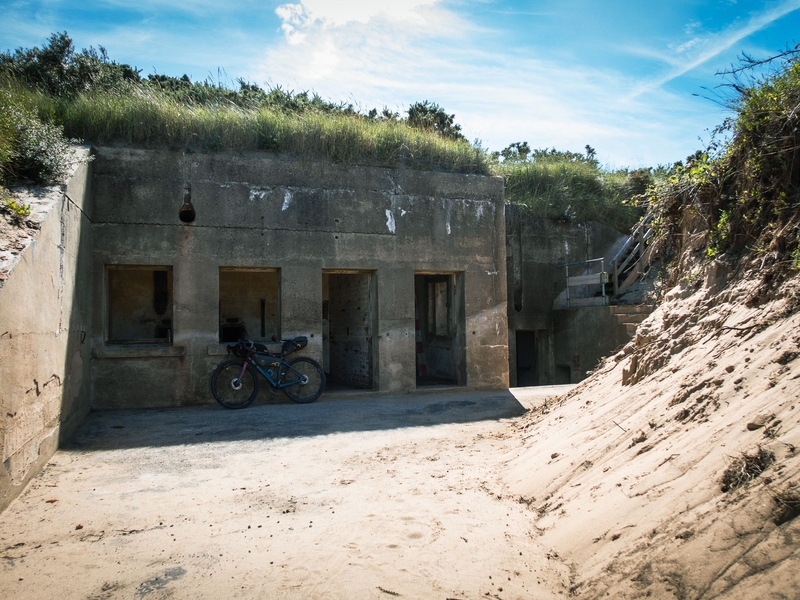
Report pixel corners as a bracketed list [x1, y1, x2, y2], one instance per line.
[0, 86, 75, 185]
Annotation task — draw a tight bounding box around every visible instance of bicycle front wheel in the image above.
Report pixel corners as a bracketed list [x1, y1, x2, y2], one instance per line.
[211, 359, 259, 409]
[280, 356, 325, 403]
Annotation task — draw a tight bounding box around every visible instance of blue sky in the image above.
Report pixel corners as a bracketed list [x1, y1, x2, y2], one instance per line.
[2, 0, 799, 167]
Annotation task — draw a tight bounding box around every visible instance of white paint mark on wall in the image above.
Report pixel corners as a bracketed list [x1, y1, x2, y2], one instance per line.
[282, 190, 293, 211]
[249, 188, 266, 202]
[476, 203, 484, 218]
[385, 209, 396, 234]
[485, 270, 498, 276]
[400, 209, 407, 216]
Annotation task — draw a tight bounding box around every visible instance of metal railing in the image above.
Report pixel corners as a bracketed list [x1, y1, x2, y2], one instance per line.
[557, 257, 608, 308]
[609, 214, 653, 296]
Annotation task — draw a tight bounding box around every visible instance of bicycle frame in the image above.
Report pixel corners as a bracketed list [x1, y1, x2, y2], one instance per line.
[237, 353, 308, 389]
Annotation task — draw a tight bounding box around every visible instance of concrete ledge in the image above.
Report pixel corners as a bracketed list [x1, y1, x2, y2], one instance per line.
[207, 344, 231, 357]
[92, 345, 185, 359]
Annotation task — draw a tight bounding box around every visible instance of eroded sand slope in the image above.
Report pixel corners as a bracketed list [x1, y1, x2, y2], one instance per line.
[503, 272, 800, 598]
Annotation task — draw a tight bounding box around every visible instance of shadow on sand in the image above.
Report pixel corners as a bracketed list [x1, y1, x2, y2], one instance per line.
[65, 389, 528, 451]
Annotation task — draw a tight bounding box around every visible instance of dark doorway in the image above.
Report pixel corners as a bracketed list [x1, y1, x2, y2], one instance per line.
[515, 330, 538, 387]
[323, 271, 376, 390]
[414, 272, 465, 387]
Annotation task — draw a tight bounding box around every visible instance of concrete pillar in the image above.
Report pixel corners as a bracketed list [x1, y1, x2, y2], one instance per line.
[376, 267, 415, 393]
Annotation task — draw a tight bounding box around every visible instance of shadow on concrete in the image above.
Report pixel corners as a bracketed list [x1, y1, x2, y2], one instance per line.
[64, 390, 528, 451]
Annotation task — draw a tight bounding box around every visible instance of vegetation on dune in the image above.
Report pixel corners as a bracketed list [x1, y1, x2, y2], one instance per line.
[0, 32, 486, 177]
[0, 31, 710, 235]
[56, 86, 484, 173]
[493, 143, 653, 232]
[646, 46, 800, 282]
[0, 87, 75, 185]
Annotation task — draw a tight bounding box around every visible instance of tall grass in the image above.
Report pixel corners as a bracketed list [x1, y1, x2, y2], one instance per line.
[496, 159, 645, 232]
[53, 85, 489, 174]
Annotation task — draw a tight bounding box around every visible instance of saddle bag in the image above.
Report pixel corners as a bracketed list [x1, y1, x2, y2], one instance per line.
[282, 335, 308, 355]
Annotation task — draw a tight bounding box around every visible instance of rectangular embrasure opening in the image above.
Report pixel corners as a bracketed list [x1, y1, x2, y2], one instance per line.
[218, 268, 280, 343]
[106, 265, 173, 344]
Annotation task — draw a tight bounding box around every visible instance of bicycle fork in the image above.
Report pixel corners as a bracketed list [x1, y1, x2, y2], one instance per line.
[232, 360, 250, 391]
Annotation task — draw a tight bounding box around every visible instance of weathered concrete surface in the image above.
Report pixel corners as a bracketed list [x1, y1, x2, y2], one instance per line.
[551, 307, 632, 383]
[505, 205, 628, 386]
[0, 390, 573, 599]
[0, 148, 93, 512]
[91, 148, 508, 407]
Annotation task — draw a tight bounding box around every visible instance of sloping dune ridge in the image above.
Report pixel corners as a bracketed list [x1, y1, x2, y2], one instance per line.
[502, 263, 800, 598]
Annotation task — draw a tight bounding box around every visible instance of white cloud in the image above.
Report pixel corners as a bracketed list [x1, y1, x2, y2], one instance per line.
[275, 0, 440, 31]
[275, 3, 312, 44]
[632, 0, 800, 97]
[254, 5, 715, 167]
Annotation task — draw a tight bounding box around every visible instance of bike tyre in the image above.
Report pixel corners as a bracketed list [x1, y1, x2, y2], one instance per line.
[280, 356, 325, 404]
[211, 359, 259, 409]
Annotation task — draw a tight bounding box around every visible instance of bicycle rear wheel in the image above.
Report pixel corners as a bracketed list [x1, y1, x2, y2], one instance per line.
[279, 356, 325, 403]
[211, 359, 259, 409]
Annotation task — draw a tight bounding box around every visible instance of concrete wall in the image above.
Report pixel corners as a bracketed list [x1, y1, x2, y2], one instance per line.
[505, 204, 628, 386]
[552, 307, 631, 383]
[0, 149, 93, 511]
[90, 148, 508, 407]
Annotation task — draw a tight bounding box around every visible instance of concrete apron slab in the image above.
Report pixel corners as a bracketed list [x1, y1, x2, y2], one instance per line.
[0, 390, 573, 600]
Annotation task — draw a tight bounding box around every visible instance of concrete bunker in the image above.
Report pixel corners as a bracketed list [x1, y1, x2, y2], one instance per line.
[505, 205, 650, 387]
[322, 270, 377, 390]
[218, 268, 280, 343]
[16, 147, 509, 410]
[106, 265, 173, 344]
[414, 272, 466, 387]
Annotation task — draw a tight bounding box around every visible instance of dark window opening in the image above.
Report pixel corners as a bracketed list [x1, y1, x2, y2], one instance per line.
[219, 268, 280, 343]
[107, 266, 173, 345]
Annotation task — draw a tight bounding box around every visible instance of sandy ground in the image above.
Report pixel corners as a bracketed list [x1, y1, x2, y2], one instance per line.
[0, 387, 576, 600]
[4, 272, 800, 600]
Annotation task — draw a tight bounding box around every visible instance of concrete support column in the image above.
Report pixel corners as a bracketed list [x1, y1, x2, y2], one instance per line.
[376, 267, 415, 393]
[280, 265, 323, 363]
[173, 246, 219, 404]
[465, 269, 509, 390]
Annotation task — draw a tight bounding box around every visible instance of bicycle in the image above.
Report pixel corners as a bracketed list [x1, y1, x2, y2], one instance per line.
[211, 336, 325, 409]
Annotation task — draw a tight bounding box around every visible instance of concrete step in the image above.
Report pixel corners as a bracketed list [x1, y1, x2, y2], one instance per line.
[566, 297, 607, 308]
[610, 304, 655, 315]
[610, 304, 656, 338]
[615, 313, 648, 325]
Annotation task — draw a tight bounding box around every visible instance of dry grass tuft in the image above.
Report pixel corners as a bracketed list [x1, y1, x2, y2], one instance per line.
[772, 485, 800, 525]
[720, 446, 775, 492]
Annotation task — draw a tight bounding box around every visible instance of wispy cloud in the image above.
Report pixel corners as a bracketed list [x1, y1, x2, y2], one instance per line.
[258, 1, 713, 166]
[631, 0, 800, 97]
